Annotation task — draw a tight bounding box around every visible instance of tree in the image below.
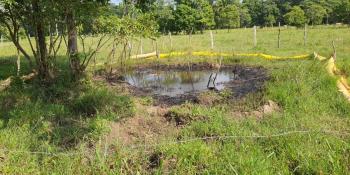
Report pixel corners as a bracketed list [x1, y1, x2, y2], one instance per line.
[173, 0, 214, 33]
[134, 0, 157, 12]
[261, 0, 279, 27]
[284, 6, 307, 27]
[303, 2, 327, 25]
[333, 0, 350, 24]
[240, 7, 252, 27]
[154, 1, 175, 33]
[173, 4, 196, 33]
[216, 4, 240, 30]
[0, 0, 59, 81]
[242, 0, 279, 27]
[195, 0, 215, 32]
[58, 0, 109, 78]
[242, 0, 262, 25]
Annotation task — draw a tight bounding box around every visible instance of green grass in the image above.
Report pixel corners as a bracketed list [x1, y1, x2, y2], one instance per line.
[0, 26, 350, 174]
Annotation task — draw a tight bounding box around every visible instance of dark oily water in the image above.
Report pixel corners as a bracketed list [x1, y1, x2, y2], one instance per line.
[125, 69, 236, 97]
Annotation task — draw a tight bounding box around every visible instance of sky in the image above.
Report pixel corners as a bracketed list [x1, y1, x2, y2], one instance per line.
[111, 0, 122, 4]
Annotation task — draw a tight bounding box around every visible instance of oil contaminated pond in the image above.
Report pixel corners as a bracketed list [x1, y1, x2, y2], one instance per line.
[125, 70, 233, 97]
[122, 64, 268, 105]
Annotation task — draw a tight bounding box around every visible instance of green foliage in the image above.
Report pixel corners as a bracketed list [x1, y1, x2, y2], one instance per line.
[173, 4, 197, 33]
[154, 5, 175, 33]
[173, 0, 215, 33]
[215, 4, 240, 29]
[303, 3, 327, 25]
[239, 7, 252, 27]
[242, 0, 279, 26]
[136, 12, 159, 38]
[284, 6, 307, 27]
[261, 0, 280, 26]
[333, 0, 350, 24]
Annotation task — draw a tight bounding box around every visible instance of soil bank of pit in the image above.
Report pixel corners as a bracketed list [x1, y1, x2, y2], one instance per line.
[117, 63, 268, 106]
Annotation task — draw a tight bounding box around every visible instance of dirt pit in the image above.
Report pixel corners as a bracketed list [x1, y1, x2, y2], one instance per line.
[106, 63, 268, 106]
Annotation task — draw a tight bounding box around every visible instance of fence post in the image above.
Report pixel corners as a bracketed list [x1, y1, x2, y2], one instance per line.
[210, 30, 214, 50]
[332, 40, 336, 60]
[169, 32, 173, 51]
[253, 26, 257, 47]
[140, 38, 143, 54]
[278, 22, 281, 48]
[304, 24, 307, 46]
[188, 32, 192, 49]
[155, 39, 160, 59]
[0, 34, 3, 44]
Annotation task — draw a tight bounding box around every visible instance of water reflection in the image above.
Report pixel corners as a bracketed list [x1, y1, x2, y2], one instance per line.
[125, 69, 235, 97]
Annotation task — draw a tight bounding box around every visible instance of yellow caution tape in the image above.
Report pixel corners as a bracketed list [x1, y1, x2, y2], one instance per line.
[315, 52, 350, 103]
[97, 49, 350, 104]
[339, 77, 350, 90]
[326, 57, 337, 76]
[313, 52, 328, 61]
[160, 50, 350, 104]
[157, 51, 311, 60]
[337, 80, 350, 102]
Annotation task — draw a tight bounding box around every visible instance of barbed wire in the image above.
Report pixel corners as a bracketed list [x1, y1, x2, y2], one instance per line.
[0, 129, 349, 158]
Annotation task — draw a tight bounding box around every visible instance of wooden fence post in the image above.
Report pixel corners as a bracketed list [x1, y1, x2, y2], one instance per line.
[139, 38, 142, 54]
[253, 26, 257, 47]
[189, 32, 192, 49]
[304, 24, 307, 46]
[155, 39, 160, 59]
[210, 30, 214, 50]
[332, 40, 336, 60]
[278, 22, 281, 48]
[152, 39, 155, 52]
[169, 32, 173, 51]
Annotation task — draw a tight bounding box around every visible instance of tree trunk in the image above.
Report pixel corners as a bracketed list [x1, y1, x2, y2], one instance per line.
[66, 10, 80, 78]
[32, 0, 52, 81]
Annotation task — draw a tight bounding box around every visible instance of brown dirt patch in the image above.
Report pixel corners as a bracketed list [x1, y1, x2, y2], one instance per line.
[229, 100, 281, 119]
[105, 104, 178, 146]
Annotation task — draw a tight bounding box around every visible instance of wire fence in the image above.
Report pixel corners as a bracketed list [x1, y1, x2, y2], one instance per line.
[0, 129, 349, 157]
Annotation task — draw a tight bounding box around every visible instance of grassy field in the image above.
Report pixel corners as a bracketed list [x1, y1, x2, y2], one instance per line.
[1, 26, 350, 174]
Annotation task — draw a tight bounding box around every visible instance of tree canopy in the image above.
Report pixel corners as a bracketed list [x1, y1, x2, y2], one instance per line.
[284, 6, 307, 27]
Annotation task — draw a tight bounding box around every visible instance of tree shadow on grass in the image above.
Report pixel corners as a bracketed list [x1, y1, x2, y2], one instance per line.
[0, 56, 32, 80]
[0, 56, 135, 150]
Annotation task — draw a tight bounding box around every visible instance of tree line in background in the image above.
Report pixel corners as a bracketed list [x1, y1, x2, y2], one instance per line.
[0, 0, 349, 83]
[114, 0, 350, 34]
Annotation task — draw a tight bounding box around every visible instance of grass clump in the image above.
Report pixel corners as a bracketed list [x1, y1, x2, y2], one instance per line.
[71, 87, 135, 120]
[165, 103, 217, 126]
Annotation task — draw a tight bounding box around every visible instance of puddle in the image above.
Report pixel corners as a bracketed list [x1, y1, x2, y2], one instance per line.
[118, 64, 268, 106]
[124, 70, 235, 97]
